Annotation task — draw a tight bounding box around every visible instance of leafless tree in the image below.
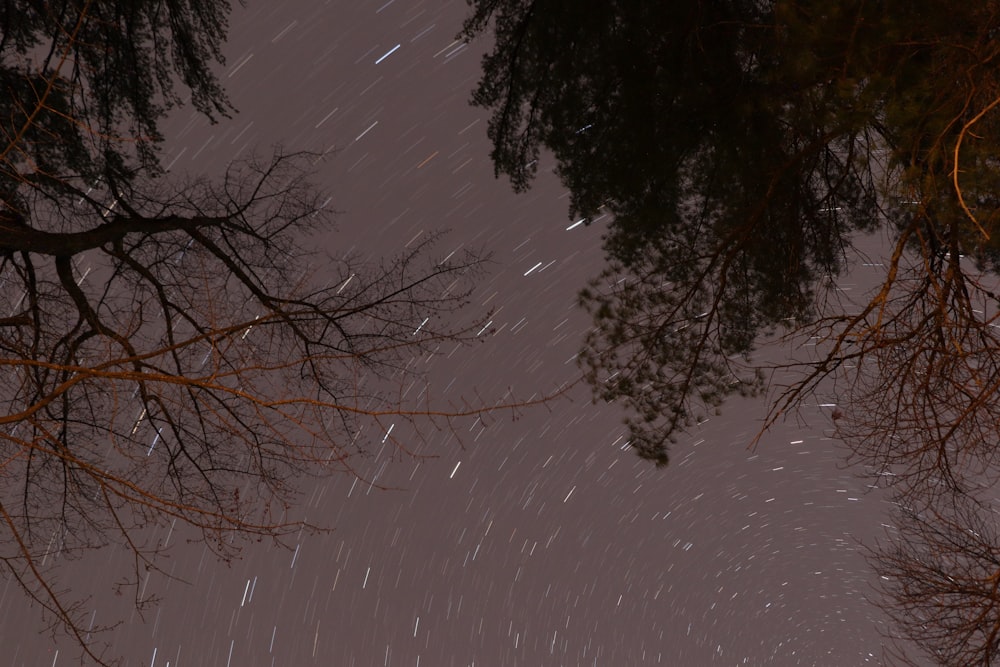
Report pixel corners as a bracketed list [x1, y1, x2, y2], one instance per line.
[870, 489, 1000, 666]
[0, 147, 569, 663]
[0, 2, 566, 662]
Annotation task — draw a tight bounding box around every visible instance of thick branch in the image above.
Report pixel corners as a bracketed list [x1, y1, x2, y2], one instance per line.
[0, 215, 226, 256]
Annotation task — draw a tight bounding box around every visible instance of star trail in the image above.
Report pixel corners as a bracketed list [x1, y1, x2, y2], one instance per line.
[1, 1, 913, 665]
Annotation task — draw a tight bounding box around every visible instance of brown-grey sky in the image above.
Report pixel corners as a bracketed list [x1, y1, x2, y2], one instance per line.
[2, 1, 911, 665]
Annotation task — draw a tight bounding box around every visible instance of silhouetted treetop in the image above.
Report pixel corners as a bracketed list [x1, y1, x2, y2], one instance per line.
[1, 0, 234, 203]
[465, 4, 1000, 661]
[462, 0, 1000, 463]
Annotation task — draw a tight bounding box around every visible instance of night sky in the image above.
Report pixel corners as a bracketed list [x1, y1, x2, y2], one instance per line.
[2, 1, 917, 665]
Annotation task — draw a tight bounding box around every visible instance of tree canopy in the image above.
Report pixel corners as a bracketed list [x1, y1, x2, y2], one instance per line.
[0, 2, 557, 662]
[461, 0, 1000, 465]
[462, 1, 1000, 663]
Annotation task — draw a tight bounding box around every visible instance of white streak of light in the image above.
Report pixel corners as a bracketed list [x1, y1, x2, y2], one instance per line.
[271, 21, 298, 43]
[433, 40, 460, 58]
[355, 121, 378, 142]
[164, 148, 186, 171]
[337, 273, 355, 294]
[131, 408, 147, 435]
[228, 53, 253, 78]
[375, 44, 401, 64]
[146, 428, 161, 456]
[410, 24, 435, 43]
[163, 518, 176, 548]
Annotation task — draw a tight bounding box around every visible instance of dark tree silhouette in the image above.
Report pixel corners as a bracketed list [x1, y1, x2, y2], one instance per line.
[460, 0, 886, 463]
[0, 2, 562, 662]
[460, 0, 1000, 480]
[462, 1, 1000, 662]
[872, 489, 1000, 666]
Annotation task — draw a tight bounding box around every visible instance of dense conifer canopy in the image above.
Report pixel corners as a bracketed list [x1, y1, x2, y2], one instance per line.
[462, 3, 1000, 662]
[461, 0, 1000, 463]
